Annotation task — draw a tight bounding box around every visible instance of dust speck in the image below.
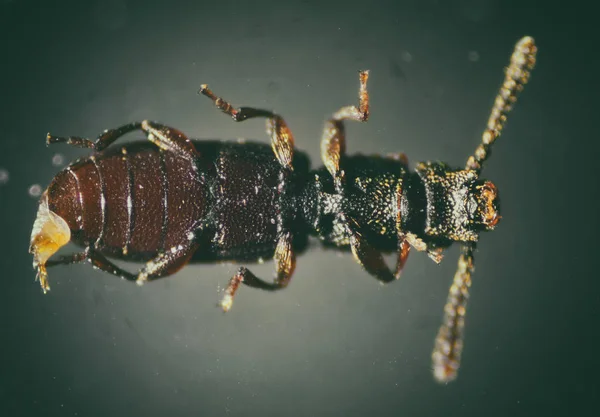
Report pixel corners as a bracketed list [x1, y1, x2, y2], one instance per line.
[389, 59, 407, 82]
[0, 168, 8, 185]
[52, 153, 65, 166]
[28, 184, 42, 197]
[266, 80, 281, 96]
[468, 51, 480, 62]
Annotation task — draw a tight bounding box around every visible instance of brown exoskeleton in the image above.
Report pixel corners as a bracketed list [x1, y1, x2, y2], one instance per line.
[30, 37, 536, 382]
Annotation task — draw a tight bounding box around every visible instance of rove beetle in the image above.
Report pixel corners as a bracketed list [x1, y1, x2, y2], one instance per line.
[30, 37, 536, 382]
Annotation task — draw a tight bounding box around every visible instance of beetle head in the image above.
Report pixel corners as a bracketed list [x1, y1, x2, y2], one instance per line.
[472, 180, 501, 231]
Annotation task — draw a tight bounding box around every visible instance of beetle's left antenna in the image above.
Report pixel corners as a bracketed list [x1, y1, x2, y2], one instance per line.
[466, 36, 537, 175]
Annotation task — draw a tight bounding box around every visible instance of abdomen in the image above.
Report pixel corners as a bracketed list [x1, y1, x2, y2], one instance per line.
[46, 142, 207, 260]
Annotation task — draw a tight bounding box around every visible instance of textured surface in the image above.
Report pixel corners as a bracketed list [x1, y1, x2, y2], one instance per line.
[211, 143, 283, 259]
[48, 143, 207, 259]
[1, 1, 597, 417]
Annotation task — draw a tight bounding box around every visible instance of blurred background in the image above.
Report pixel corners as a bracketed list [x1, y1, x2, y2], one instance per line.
[1, 0, 597, 416]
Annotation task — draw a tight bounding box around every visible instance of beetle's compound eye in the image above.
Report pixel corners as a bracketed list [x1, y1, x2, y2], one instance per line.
[29, 191, 71, 293]
[476, 181, 500, 230]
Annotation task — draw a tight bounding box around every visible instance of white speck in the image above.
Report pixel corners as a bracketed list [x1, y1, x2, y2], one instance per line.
[220, 294, 233, 312]
[138, 184, 144, 189]
[187, 231, 195, 240]
[52, 153, 65, 166]
[0, 168, 8, 185]
[270, 218, 275, 224]
[468, 51, 480, 62]
[254, 186, 259, 194]
[401, 51, 412, 62]
[28, 184, 42, 197]
[257, 257, 264, 264]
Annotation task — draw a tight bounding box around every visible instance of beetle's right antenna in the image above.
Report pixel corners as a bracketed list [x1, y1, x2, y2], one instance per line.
[466, 36, 537, 175]
[431, 243, 474, 383]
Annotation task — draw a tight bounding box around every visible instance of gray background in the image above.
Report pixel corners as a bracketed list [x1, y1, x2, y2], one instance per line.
[1, 0, 597, 416]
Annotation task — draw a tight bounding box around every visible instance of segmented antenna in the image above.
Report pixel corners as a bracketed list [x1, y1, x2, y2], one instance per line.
[466, 36, 537, 174]
[432, 245, 474, 383]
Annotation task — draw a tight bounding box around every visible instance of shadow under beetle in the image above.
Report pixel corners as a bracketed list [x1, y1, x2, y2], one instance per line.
[30, 37, 536, 382]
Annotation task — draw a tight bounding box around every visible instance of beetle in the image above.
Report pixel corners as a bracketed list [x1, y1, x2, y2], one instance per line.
[30, 37, 536, 382]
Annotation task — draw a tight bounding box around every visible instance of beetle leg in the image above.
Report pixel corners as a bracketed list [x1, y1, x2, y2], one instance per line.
[198, 85, 294, 169]
[349, 232, 395, 284]
[319, 72, 409, 284]
[319, 71, 392, 282]
[320, 70, 369, 186]
[466, 36, 536, 174]
[135, 243, 200, 285]
[347, 233, 410, 283]
[345, 215, 411, 284]
[139, 121, 200, 161]
[47, 122, 143, 151]
[219, 232, 296, 312]
[431, 244, 475, 383]
[46, 251, 88, 267]
[404, 231, 444, 263]
[46, 248, 137, 281]
[46, 243, 199, 285]
[394, 238, 411, 279]
[47, 121, 200, 161]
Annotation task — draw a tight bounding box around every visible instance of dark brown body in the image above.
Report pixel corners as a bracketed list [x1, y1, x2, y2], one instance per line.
[46, 141, 309, 262]
[48, 142, 206, 261]
[31, 36, 536, 385]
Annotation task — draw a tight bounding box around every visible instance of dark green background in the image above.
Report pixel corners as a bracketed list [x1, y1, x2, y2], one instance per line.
[1, 0, 597, 416]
